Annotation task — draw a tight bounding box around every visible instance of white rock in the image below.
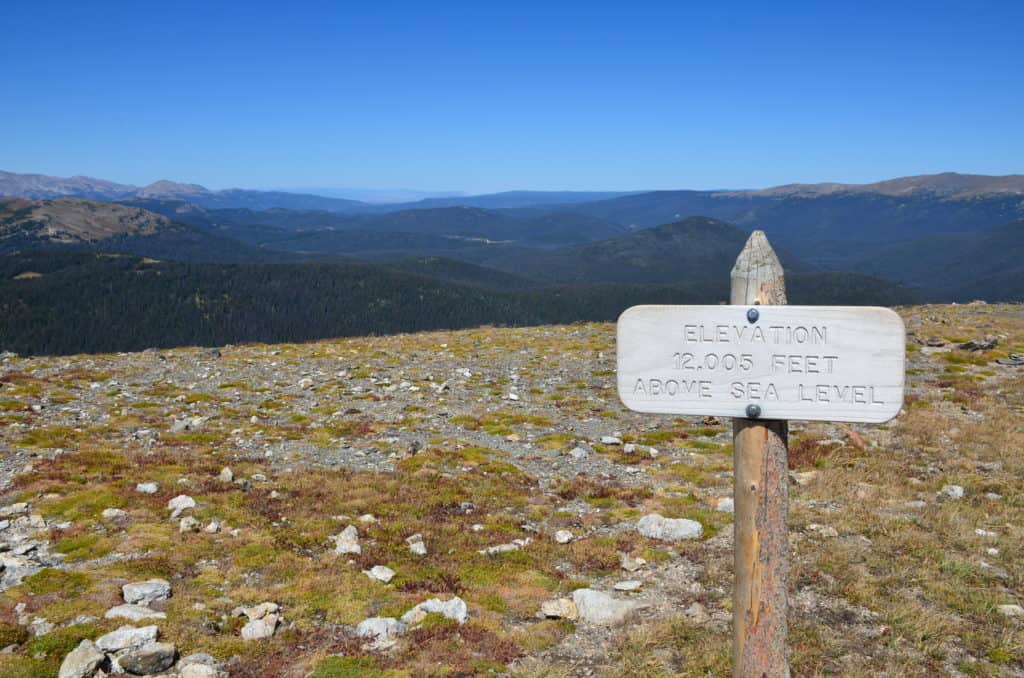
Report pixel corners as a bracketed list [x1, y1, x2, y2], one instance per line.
[333, 525, 361, 555]
[233, 602, 279, 621]
[105, 604, 167, 622]
[136, 482, 159, 494]
[790, 471, 818, 486]
[102, 508, 128, 521]
[941, 484, 965, 499]
[478, 538, 531, 555]
[620, 553, 647, 572]
[356, 617, 406, 649]
[614, 580, 643, 592]
[218, 467, 233, 483]
[167, 494, 197, 519]
[401, 596, 469, 625]
[572, 589, 639, 625]
[204, 521, 221, 533]
[569, 447, 589, 460]
[807, 523, 839, 538]
[507, 392, 519, 401]
[997, 604, 1024, 617]
[58, 639, 106, 678]
[358, 513, 377, 524]
[600, 436, 622, 445]
[554, 530, 574, 544]
[179, 664, 221, 678]
[636, 514, 702, 541]
[96, 624, 159, 652]
[117, 641, 178, 675]
[0, 503, 29, 517]
[539, 598, 578, 620]
[406, 534, 427, 556]
[364, 565, 396, 584]
[987, 547, 1000, 556]
[123, 579, 171, 605]
[715, 497, 735, 513]
[180, 516, 201, 533]
[241, 616, 278, 640]
[975, 528, 998, 538]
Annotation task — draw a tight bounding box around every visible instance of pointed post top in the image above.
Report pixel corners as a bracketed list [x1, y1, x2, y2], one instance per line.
[730, 230, 787, 305]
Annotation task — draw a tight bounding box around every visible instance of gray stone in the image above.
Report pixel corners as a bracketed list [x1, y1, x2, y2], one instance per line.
[105, 604, 166, 622]
[636, 514, 702, 541]
[539, 598, 578, 620]
[167, 495, 196, 518]
[123, 579, 171, 605]
[218, 467, 233, 483]
[554, 530, 574, 544]
[96, 625, 159, 652]
[333, 525, 361, 555]
[102, 508, 128, 521]
[364, 565, 396, 583]
[179, 516, 201, 533]
[117, 642, 177, 675]
[941, 484, 965, 499]
[572, 589, 639, 625]
[997, 604, 1024, 617]
[58, 639, 106, 678]
[135, 482, 159, 494]
[241, 616, 278, 640]
[406, 534, 427, 556]
[356, 617, 406, 649]
[401, 596, 469, 625]
[614, 580, 643, 591]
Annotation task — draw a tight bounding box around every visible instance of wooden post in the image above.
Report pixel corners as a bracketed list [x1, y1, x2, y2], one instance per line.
[730, 231, 790, 678]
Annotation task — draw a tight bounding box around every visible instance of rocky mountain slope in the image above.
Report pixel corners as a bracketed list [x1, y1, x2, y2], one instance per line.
[0, 303, 1021, 676]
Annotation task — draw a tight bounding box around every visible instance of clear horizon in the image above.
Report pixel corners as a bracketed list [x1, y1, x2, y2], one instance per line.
[2, 1, 1022, 193]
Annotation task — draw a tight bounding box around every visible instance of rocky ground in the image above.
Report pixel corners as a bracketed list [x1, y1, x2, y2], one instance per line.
[0, 303, 1021, 677]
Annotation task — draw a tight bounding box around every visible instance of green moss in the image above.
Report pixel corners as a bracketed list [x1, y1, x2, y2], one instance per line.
[0, 621, 29, 647]
[42, 487, 126, 520]
[0, 656, 56, 678]
[53, 533, 114, 562]
[311, 656, 385, 678]
[24, 623, 101, 660]
[20, 568, 91, 596]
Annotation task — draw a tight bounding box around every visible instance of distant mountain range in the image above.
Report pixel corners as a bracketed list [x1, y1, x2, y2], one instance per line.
[2, 168, 1022, 353]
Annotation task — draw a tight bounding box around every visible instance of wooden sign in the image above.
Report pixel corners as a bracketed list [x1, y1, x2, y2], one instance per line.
[617, 305, 905, 423]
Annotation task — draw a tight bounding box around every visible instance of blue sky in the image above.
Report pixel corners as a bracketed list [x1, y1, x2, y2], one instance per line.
[2, 1, 1021, 193]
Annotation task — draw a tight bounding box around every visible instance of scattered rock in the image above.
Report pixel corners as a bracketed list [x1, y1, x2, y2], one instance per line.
[406, 533, 427, 556]
[356, 617, 406, 649]
[58, 639, 106, 678]
[807, 523, 839, 538]
[479, 538, 531, 555]
[790, 471, 818, 486]
[401, 596, 469, 625]
[95, 624, 159, 653]
[180, 516, 201, 533]
[714, 497, 734, 513]
[117, 641, 177, 675]
[105, 605, 167, 622]
[102, 508, 128, 521]
[123, 579, 171, 605]
[568, 446, 589, 461]
[364, 565, 396, 584]
[614, 580, 643, 592]
[167, 495, 196, 518]
[136, 483, 159, 495]
[941, 485, 965, 500]
[218, 467, 233, 483]
[636, 514, 702, 541]
[600, 436, 622, 445]
[554, 530, 573, 544]
[997, 604, 1024, 618]
[540, 598, 578, 621]
[620, 553, 647, 572]
[959, 338, 997, 351]
[572, 589, 639, 625]
[0, 503, 28, 518]
[241, 617, 279, 640]
[333, 525, 361, 555]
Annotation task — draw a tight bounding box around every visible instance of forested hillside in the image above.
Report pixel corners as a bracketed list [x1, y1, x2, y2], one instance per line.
[0, 250, 916, 355]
